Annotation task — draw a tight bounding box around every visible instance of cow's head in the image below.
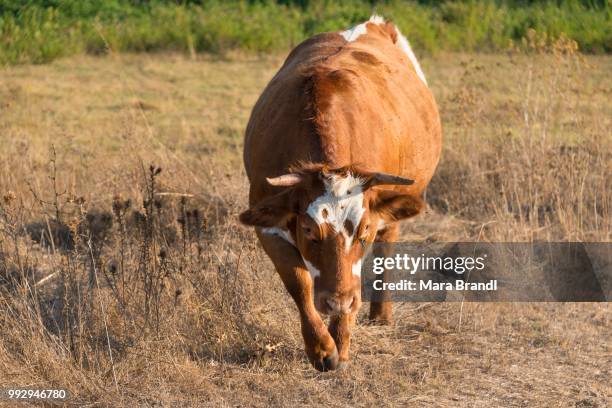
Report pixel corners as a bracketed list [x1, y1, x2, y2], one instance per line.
[240, 165, 423, 315]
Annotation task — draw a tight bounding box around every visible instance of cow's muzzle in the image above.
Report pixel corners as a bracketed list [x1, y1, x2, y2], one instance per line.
[316, 292, 357, 315]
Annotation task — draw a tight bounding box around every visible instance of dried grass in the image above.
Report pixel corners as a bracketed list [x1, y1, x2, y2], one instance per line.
[0, 46, 609, 406]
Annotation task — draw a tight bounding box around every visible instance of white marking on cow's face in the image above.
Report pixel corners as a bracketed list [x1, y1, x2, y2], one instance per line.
[306, 173, 366, 251]
[262, 227, 322, 281]
[261, 227, 296, 247]
[352, 259, 362, 277]
[302, 258, 321, 280]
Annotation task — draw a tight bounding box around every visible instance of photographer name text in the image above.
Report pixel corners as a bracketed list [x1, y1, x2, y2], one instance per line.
[372, 279, 498, 291]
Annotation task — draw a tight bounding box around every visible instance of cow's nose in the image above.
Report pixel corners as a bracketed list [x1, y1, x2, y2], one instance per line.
[325, 295, 355, 314]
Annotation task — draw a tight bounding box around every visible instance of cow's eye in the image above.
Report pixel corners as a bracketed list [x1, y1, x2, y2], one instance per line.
[303, 226, 320, 242]
[360, 224, 370, 239]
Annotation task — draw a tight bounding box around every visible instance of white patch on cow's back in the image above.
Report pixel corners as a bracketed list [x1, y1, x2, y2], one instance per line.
[369, 14, 385, 25]
[340, 15, 427, 86]
[306, 173, 366, 251]
[261, 227, 295, 247]
[340, 22, 367, 42]
[393, 26, 427, 85]
[340, 14, 385, 42]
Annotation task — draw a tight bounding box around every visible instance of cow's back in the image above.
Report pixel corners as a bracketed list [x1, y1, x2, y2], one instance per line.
[244, 21, 442, 204]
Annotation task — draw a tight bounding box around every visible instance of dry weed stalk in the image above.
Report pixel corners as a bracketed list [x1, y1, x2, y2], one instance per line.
[429, 34, 610, 242]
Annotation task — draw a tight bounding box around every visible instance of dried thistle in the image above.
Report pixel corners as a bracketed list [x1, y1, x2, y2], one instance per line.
[2, 191, 16, 206]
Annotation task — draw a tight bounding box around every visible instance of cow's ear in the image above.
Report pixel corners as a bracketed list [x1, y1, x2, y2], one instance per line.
[370, 191, 424, 222]
[239, 190, 297, 227]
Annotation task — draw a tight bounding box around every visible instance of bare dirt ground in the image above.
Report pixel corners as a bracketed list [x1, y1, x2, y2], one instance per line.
[0, 48, 610, 407]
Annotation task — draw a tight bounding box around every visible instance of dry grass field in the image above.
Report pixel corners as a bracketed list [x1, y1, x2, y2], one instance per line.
[0, 45, 610, 406]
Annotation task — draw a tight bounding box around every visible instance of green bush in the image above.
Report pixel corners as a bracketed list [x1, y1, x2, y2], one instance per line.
[0, 0, 609, 65]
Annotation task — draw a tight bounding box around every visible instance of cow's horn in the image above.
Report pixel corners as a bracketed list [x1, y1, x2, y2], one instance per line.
[266, 173, 303, 186]
[366, 172, 415, 187]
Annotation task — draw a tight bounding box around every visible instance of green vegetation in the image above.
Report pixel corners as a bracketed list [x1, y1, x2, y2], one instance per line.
[0, 0, 610, 65]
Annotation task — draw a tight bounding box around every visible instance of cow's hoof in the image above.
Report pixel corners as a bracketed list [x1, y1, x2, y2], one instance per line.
[337, 360, 349, 371]
[367, 315, 393, 326]
[312, 347, 339, 372]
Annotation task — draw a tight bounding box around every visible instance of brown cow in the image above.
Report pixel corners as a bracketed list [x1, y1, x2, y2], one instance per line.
[240, 15, 442, 371]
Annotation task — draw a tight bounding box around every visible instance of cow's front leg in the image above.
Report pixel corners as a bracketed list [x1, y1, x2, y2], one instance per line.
[256, 229, 339, 371]
[369, 223, 399, 324]
[328, 294, 360, 368]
